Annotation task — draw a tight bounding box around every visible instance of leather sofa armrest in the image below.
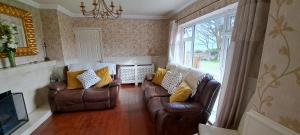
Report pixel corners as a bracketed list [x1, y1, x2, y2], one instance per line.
[145, 73, 155, 81]
[163, 102, 203, 114]
[108, 78, 121, 88]
[109, 81, 120, 88]
[48, 82, 66, 91]
[157, 103, 209, 134]
[108, 79, 120, 108]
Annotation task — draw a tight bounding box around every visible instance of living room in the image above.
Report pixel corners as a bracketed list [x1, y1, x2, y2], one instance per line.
[0, 0, 299, 135]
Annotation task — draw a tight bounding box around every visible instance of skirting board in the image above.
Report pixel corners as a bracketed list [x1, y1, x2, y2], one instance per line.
[12, 104, 52, 135]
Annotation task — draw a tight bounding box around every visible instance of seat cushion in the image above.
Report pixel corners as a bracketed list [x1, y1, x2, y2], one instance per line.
[83, 87, 110, 102]
[147, 97, 169, 122]
[55, 89, 84, 105]
[144, 86, 170, 102]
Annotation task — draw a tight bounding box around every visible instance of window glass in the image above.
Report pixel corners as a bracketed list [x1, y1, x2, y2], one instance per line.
[183, 27, 193, 38]
[180, 8, 237, 124]
[229, 16, 235, 31]
[193, 17, 224, 79]
[184, 41, 193, 67]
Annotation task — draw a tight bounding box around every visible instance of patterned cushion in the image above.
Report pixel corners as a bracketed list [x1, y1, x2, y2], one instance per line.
[161, 71, 183, 94]
[77, 69, 101, 89]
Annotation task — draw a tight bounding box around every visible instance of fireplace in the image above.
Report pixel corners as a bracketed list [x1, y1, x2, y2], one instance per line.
[0, 91, 28, 135]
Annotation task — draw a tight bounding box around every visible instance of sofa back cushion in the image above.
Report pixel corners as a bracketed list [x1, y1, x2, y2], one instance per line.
[68, 62, 116, 75]
[184, 68, 205, 96]
[166, 63, 205, 97]
[166, 63, 190, 78]
[192, 75, 221, 112]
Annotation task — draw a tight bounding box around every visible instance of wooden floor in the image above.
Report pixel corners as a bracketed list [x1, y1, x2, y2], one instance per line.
[32, 85, 156, 135]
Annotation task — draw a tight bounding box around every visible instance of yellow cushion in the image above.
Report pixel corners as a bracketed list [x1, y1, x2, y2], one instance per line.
[170, 81, 192, 103]
[67, 70, 84, 89]
[152, 68, 167, 85]
[95, 67, 113, 88]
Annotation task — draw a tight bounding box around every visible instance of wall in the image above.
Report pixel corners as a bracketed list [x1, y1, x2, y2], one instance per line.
[0, 61, 56, 114]
[40, 9, 77, 66]
[73, 18, 169, 67]
[40, 10, 64, 64]
[248, 0, 300, 133]
[0, 0, 45, 68]
[57, 11, 77, 65]
[173, 0, 237, 24]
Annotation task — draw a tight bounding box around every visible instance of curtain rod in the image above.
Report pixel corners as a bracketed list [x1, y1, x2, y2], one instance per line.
[176, 0, 222, 23]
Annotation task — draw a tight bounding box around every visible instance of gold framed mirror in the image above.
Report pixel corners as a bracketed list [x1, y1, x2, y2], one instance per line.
[0, 3, 38, 58]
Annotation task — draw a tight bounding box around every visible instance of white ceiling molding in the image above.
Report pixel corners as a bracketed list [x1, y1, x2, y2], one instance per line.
[73, 14, 169, 20]
[121, 14, 169, 20]
[18, 0, 40, 8]
[39, 4, 74, 17]
[17, 0, 192, 20]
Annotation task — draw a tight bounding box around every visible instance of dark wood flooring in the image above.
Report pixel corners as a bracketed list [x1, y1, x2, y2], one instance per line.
[32, 85, 156, 135]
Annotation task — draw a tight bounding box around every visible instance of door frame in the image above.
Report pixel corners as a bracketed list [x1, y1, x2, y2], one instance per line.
[74, 27, 104, 62]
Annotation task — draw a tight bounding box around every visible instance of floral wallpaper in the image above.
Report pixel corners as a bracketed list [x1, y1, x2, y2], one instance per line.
[250, 0, 300, 133]
[0, 0, 45, 68]
[40, 9, 77, 66]
[57, 11, 77, 64]
[40, 10, 64, 63]
[173, 0, 237, 24]
[73, 18, 169, 58]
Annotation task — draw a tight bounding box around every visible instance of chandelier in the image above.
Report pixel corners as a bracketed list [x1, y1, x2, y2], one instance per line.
[80, 0, 123, 19]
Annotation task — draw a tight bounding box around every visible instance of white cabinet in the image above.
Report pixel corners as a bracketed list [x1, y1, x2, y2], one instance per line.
[119, 64, 154, 85]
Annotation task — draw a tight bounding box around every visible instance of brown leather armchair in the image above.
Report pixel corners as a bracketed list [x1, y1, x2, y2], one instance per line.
[48, 65, 121, 113]
[142, 74, 220, 135]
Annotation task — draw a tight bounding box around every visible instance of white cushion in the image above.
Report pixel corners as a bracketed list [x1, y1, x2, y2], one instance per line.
[166, 63, 191, 78]
[166, 63, 178, 71]
[184, 68, 205, 96]
[68, 62, 116, 75]
[161, 71, 183, 94]
[77, 69, 101, 89]
[93, 63, 116, 75]
[68, 63, 91, 71]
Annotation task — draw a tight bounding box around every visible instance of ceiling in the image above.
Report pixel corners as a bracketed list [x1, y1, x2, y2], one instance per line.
[31, 0, 196, 18]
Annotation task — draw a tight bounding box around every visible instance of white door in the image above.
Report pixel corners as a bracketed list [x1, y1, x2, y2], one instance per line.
[75, 28, 103, 63]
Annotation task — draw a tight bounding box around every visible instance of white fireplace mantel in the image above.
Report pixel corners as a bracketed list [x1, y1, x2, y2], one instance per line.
[0, 60, 56, 135]
[0, 61, 56, 77]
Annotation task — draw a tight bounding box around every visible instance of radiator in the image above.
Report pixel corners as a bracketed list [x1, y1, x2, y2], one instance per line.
[119, 64, 154, 85]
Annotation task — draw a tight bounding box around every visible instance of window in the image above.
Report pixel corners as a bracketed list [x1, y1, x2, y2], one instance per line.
[181, 6, 237, 123]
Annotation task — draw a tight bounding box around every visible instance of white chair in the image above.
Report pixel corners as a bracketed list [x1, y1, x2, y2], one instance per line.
[198, 110, 299, 135]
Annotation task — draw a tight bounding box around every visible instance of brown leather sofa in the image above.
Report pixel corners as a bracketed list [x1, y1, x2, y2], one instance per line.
[142, 74, 221, 135]
[48, 66, 121, 113]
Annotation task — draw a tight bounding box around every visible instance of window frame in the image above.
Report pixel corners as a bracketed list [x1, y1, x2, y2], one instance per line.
[179, 4, 237, 71]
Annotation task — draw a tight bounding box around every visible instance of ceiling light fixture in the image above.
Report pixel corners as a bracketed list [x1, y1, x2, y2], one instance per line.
[80, 0, 123, 19]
